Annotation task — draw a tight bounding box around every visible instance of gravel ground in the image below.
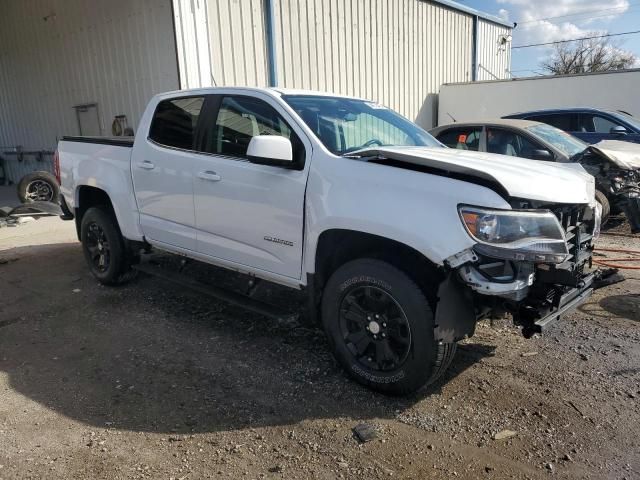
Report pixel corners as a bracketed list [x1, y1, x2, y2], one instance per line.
[0, 217, 638, 480]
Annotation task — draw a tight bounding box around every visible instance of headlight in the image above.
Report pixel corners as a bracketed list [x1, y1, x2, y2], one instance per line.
[459, 206, 569, 263]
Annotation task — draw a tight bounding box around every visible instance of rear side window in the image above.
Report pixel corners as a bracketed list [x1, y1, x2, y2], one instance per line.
[149, 97, 205, 150]
[528, 114, 574, 131]
[436, 127, 482, 151]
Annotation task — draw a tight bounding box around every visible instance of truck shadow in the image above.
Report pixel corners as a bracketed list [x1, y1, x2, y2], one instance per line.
[0, 242, 494, 435]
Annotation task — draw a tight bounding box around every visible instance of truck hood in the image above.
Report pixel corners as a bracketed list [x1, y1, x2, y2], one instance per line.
[353, 146, 595, 204]
[589, 140, 640, 170]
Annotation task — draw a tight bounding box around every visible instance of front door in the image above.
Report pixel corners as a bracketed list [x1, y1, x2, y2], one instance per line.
[192, 94, 310, 279]
[132, 95, 205, 251]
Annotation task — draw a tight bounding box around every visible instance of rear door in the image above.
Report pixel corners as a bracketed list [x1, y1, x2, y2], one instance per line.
[191, 94, 310, 279]
[131, 96, 205, 251]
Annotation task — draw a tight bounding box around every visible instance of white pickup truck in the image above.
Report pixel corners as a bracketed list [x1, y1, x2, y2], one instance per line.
[57, 87, 600, 394]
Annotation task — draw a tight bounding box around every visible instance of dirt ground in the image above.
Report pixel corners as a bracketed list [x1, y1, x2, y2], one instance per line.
[0, 215, 638, 480]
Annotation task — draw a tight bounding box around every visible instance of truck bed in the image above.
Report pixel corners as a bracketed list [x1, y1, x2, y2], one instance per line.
[61, 136, 134, 148]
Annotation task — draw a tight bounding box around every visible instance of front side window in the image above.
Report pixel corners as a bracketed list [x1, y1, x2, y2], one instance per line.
[487, 127, 549, 159]
[436, 127, 482, 151]
[206, 96, 302, 162]
[149, 96, 205, 150]
[584, 114, 624, 133]
[283, 95, 441, 155]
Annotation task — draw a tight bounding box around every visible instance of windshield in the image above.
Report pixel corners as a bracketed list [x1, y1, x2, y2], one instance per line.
[282, 95, 441, 155]
[526, 123, 587, 158]
[607, 110, 640, 131]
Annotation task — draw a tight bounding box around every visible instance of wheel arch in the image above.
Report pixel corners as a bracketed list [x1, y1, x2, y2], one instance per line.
[312, 228, 444, 308]
[74, 185, 117, 240]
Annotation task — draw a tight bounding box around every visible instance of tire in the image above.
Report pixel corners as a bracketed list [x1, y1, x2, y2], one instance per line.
[80, 207, 136, 285]
[321, 258, 456, 395]
[17, 171, 59, 203]
[595, 190, 610, 226]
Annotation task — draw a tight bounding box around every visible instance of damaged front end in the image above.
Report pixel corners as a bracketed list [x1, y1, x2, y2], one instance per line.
[435, 202, 601, 342]
[581, 146, 640, 232]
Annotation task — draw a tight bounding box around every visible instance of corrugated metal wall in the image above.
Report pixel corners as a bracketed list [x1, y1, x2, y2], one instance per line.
[272, 0, 474, 128]
[0, 0, 180, 151]
[206, 0, 269, 87]
[476, 19, 511, 81]
[174, 0, 213, 89]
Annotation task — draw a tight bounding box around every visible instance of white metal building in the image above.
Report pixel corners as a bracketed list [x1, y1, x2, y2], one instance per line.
[438, 68, 640, 125]
[0, 0, 511, 174]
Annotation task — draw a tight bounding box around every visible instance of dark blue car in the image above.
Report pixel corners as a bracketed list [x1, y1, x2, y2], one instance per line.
[504, 108, 640, 145]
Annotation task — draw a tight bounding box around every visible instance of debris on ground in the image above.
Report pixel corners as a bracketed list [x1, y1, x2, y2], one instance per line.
[352, 423, 378, 443]
[492, 430, 517, 441]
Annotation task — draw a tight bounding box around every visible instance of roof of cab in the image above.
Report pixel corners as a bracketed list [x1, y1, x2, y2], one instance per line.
[431, 118, 545, 132]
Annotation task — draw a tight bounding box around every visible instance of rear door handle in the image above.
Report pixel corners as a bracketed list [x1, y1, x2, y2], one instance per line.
[137, 160, 155, 170]
[197, 171, 221, 182]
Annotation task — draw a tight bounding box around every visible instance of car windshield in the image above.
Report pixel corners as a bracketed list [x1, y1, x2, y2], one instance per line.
[607, 110, 640, 131]
[282, 95, 441, 155]
[526, 123, 587, 159]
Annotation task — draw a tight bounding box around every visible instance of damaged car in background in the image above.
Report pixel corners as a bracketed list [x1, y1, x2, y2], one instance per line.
[56, 88, 604, 394]
[431, 119, 640, 233]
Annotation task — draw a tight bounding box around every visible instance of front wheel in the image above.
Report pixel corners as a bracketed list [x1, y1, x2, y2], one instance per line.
[321, 259, 456, 395]
[81, 207, 136, 285]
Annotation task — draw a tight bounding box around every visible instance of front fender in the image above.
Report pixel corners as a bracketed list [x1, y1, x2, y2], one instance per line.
[303, 155, 511, 274]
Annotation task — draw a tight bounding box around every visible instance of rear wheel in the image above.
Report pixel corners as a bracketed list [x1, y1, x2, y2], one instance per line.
[321, 258, 456, 395]
[81, 207, 136, 285]
[595, 190, 610, 226]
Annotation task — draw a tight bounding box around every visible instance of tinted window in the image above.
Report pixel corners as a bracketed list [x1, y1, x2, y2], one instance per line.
[283, 95, 441, 155]
[580, 114, 623, 133]
[527, 114, 574, 131]
[436, 127, 482, 151]
[487, 128, 549, 159]
[207, 96, 302, 163]
[149, 97, 205, 150]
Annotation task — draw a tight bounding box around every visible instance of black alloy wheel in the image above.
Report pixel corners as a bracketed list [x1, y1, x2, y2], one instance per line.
[339, 285, 412, 372]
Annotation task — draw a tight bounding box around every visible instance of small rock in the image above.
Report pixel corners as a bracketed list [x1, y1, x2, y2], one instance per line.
[353, 423, 377, 443]
[268, 465, 283, 473]
[521, 351, 538, 357]
[72, 288, 81, 293]
[337, 461, 349, 469]
[563, 454, 573, 462]
[493, 430, 517, 440]
[579, 353, 589, 361]
[546, 462, 554, 471]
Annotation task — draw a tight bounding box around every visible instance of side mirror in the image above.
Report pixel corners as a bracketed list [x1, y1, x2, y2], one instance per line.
[610, 125, 628, 135]
[247, 135, 293, 167]
[530, 149, 553, 160]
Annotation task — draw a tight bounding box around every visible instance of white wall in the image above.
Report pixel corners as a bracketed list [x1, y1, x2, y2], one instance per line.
[438, 69, 640, 126]
[0, 0, 180, 150]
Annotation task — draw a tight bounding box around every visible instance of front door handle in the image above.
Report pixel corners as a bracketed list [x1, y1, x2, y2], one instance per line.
[137, 160, 155, 170]
[197, 171, 221, 182]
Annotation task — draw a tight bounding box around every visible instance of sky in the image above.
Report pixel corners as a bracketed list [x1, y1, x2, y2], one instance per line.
[457, 0, 640, 77]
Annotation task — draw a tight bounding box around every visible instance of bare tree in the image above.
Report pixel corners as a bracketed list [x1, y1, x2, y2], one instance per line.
[541, 35, 637, 75]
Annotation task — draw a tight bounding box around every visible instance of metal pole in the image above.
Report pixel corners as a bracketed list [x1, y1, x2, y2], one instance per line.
[264, 0, 278, 87]
[472, 15, 478, 81]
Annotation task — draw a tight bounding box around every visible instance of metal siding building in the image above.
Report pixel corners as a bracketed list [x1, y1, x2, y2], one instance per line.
[0, 0, 179, 151]
[0, 0, 511, 173]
